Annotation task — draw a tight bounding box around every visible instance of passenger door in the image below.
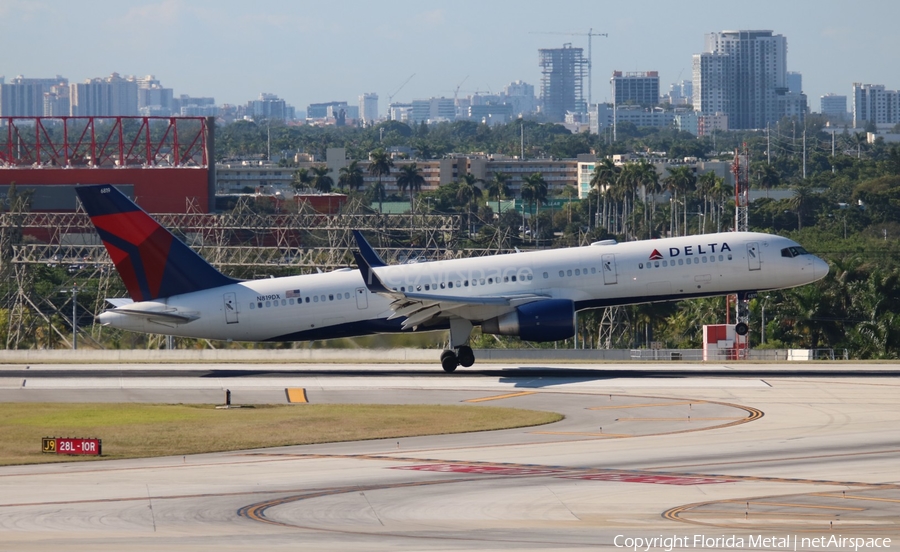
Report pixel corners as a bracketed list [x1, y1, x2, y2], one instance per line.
[602, 254, 618, 284]
[747, 242, 761, 271]
[223, 292, 239, 324]
[356, 287, 368, 309]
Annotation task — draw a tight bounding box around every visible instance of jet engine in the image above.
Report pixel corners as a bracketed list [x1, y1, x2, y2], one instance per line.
[481, 299, 575, 342]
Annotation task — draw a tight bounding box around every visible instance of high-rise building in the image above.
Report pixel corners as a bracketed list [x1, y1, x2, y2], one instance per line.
[307, 101, 348, 120]
[667, 80, 693, 106]
[43, 83, 70, 117]
[787, 72, 803, 95]
[410, 97, 455, 124]
[502, 80, 537, 116]
[135, 75, 174, 116]
[852, 83, 900, 128]
[539, 44, 588, 122]
[359, 93, 378, 124]
[249, 93, 294, 122]
[0, 75, 68, 117]
[611, 71, 660, 106]
[174, 95, 216, 116]
[70, 73, 138, 116]
[820, 94, 848, 122]
[693, 30, 787, 130]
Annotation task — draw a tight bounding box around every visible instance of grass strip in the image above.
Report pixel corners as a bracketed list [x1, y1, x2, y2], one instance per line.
[0, 403, 562, 466]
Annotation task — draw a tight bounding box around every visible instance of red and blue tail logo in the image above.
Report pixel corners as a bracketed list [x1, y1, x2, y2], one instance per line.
[76, 185, 236, 301]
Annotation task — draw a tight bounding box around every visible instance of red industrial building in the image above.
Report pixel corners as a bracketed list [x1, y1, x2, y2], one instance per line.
[0, 116, 214, 213]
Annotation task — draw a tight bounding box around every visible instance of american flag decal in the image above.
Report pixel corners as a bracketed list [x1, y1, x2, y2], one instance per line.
[286, 289, 301, 298]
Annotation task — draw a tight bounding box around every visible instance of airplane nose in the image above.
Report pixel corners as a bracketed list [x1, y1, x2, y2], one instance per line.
[813, 256, 830, 281]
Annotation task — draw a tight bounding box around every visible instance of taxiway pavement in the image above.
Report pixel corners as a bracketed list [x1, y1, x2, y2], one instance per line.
[0, 363, 898, 551]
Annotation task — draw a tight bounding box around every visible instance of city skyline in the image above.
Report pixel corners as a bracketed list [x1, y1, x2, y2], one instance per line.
[1, 0, 899, 117]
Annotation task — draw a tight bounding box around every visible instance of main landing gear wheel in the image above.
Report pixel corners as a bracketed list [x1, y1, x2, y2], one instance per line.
[440, 350, 458, 373]
[735, 322, 749, 336]
[457, 345, 475, 368]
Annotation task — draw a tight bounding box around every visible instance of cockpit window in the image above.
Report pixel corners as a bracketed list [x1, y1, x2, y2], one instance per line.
[781, 246, 809, 258]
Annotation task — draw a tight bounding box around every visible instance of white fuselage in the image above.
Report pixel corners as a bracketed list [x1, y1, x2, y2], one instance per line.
[97, 232, 828, 342]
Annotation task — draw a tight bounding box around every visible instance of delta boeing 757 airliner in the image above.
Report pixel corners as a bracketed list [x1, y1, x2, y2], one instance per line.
[76, 184, 828, 372]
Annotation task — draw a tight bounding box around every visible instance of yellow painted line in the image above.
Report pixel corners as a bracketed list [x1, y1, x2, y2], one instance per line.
[685, 511, 836, 518]
[616, 417, 744, 422]
[588, 401, 704, 410]
[464, 391, 537, 403]
[816, 494, 900, 504]
[285, 388, 308, 403]
[530, 431, 631, 437]
[729, 501, 865, 511]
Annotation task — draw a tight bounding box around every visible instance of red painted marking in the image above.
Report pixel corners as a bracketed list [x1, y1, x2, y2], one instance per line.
[140, 226, 173, 298]
[393, 464, 562, 476]
[649, 249, 664, 260]
[55, 438, 101, 456]
[92, 212, 160, 246]
[564, 473, 735, 485]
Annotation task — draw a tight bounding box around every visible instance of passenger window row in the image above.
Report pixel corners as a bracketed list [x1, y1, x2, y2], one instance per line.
[554, 267, 597, 278]
[395, 273, 534, 293]
[249, 291, 352, 309]
[639, 254, 732, 269]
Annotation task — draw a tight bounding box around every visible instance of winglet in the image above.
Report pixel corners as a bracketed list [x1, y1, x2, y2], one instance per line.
[352, 230, 387, 268]
[352, 250, 393, 294]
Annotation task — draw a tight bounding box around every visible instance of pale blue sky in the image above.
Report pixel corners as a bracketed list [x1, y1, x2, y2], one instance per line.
[2, 0, 897, 114]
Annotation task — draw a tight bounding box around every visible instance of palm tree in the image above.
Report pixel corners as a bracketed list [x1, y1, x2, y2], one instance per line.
[616, 163, 640, 239]
[484, 172, 511, 221]
[309, 165, 333, 194]
[395, 163, 425, 211]
[789, 180, 815, 230]
[709, 173, 730, 231]
[695, 171, 721, 234]
[291, 167, 312, 192]
[754, 163, 780, 199]
[590, 158, 617, 230]
[338, 160, 364, 193]
[368, 149, 394, 213]
[664, 165, 696, 236]
[851, 132, 867, 159]
[633, 161, 660, 238]
[456, 173, 483, 236]
[521, 172, 548, 244]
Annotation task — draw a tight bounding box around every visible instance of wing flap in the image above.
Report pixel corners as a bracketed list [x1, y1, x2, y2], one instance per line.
[352, 230, 551, 328]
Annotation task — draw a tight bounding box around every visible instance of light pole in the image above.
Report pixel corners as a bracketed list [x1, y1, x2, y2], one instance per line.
[61, 283, 78, 350]
[73, 284, 77, 350]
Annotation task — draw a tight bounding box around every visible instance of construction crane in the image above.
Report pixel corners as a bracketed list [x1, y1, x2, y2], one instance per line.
[453, 75, 469, 105]
[530, 29, 608, 107]
[388, 73, 416, 106]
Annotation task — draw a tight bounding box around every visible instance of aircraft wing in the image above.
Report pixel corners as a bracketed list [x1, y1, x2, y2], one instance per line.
[352, 234, 546, 330]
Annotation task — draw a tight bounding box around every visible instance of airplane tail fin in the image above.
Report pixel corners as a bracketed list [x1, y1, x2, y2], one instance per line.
[75, 185, 237, 302]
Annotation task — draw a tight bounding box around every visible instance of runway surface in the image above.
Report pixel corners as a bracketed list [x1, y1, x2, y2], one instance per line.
[1, 362, 899, 551]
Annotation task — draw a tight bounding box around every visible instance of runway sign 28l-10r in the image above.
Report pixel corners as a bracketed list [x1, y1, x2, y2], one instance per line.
[42, 438, 102, 456]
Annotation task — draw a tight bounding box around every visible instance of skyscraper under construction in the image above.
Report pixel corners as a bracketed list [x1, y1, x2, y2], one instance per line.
[539, 44, 588, 122]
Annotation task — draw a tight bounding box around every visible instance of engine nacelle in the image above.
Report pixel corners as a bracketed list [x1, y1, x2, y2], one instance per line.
[481, 299, 575, 342]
